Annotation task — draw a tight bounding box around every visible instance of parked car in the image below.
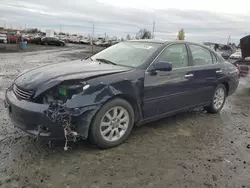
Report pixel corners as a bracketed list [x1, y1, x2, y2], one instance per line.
[7, 33, 30, 43]
[40, 37, 65, 46]
[80, 39, 91, 45]
[94, 40, 105, 46]
[229, 51, 242, 59]
[30, 36, 42, 44]
[0, 33, 7, 43]
[7, 33, 17, 43]
[217, 45, 234, 59]
[100, 41, 112, 47]
[5, 40, 239, 149]
[70, 39, 80, 44]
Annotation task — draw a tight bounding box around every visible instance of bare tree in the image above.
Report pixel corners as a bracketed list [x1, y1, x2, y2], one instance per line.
[136, 29, 151, 39]
[126, 34, 131, 40]
[177, 29, 185, 40]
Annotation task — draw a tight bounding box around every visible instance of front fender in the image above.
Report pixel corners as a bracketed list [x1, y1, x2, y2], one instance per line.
[42, 68, 144, 139]
[64, 78, 143, 139]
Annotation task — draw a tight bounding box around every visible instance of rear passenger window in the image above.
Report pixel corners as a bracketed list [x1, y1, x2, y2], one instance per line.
[190, 45, 213, 66]
[157, 44, 188, 69]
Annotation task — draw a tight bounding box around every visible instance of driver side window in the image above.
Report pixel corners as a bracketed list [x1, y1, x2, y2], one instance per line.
[156, 44, 189, 69]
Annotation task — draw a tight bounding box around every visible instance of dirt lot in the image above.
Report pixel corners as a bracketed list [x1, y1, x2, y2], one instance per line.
[0, 45, 250, 188]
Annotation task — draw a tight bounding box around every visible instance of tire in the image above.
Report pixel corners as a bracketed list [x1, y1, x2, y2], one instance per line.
[205, 84, 227, 114]
[89, 98, 134, 149]
[44, 42, 48, 46]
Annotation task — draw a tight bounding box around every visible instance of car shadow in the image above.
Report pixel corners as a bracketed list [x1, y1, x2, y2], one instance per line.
[36, 108, 208, 152]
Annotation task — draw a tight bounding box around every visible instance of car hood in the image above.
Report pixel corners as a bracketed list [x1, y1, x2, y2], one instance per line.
[14, 60, 131, 90]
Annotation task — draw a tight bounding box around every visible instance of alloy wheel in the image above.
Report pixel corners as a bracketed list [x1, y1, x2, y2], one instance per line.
[213, 87, 225, 110]
[100, 106, 129, 142]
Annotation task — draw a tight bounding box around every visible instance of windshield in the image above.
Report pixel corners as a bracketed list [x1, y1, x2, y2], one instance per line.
[91, 42, 161, 67]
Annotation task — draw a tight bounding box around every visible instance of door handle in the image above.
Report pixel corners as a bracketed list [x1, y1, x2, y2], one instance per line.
[216, 70, 222, 73]
[185, 74, 193, 78]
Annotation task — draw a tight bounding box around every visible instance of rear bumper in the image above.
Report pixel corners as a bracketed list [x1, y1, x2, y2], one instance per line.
[5, 89, 65, 140]
[228, 75, 240, 96]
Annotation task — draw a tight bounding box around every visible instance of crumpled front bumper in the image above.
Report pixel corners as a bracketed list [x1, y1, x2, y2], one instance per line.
[5, 89, 65, 140]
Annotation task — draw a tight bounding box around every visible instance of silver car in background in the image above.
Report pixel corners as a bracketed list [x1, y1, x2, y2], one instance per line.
[0, 33, 7, 44]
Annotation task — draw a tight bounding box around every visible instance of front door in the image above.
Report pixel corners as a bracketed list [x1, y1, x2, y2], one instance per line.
[143, 43, 196, 119]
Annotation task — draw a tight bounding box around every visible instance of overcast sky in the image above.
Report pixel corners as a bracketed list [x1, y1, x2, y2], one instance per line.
[1, 0, 250, 43]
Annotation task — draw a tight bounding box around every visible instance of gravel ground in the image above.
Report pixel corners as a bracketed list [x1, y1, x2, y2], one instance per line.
[0, 45, 250, 188]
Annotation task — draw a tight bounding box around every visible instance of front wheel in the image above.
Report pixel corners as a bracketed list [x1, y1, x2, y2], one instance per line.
[89, 98, 134, 149]
[205, 84, 227, 113]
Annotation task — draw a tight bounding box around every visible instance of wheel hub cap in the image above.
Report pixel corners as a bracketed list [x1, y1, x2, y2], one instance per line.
[213, 88, 225, 110]
[100, 106, 129, 142]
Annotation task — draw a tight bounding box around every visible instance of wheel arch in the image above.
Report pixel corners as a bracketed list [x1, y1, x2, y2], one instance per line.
[221, 81, 229, 96]
[113, 94, 142, 123]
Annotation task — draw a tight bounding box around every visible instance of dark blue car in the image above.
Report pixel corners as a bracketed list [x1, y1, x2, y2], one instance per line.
[5, 40, 239, 149]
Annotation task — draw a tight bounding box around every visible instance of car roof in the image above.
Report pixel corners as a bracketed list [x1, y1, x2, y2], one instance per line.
[127, 39, 211, 48]
[129, 39, 168, 44]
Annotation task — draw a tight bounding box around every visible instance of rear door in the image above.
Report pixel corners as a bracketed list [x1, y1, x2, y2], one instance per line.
[143, 43, 196, 119]
[188, 44, 225, 103]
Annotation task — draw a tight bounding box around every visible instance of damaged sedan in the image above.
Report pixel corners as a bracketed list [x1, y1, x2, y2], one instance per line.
[5, 40, 239, 149]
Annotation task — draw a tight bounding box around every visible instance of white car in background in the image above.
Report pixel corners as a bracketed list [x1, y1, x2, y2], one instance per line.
[230, 51, 242, 59]
[0, 33, 7, 43]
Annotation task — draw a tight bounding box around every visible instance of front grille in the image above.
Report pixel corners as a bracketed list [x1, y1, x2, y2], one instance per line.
[13, 84, 34, 100]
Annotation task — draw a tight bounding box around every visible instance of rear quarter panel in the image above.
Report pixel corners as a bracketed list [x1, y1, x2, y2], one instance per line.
[222, 61, 240, 95]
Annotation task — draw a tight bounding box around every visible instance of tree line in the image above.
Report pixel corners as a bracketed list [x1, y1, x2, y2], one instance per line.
[130, 28, 185, 40]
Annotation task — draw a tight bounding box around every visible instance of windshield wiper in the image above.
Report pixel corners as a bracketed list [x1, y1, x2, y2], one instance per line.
[95, 58, 117, 65]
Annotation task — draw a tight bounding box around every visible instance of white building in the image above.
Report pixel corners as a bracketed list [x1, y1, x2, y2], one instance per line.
[46, 29, 54, 37]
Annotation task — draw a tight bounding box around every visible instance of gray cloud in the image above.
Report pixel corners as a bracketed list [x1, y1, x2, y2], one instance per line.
[1, 0, 249, 43]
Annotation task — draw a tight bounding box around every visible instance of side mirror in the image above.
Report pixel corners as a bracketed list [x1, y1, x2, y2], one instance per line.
[154, 61, 172, 71]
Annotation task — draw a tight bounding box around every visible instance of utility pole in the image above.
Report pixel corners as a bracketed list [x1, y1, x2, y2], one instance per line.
[152, 21, 155, 39]
[227, 35, 231, 45]
[92, 24, 95, 55]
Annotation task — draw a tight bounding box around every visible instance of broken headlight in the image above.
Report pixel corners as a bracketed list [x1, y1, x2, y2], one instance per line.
[58, 84, 83, 97]
[42, 81, 90, 104]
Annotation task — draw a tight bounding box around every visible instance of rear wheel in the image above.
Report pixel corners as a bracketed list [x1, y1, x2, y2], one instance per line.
[89, 98, 134, 149]
[205, 84, 227, 113]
